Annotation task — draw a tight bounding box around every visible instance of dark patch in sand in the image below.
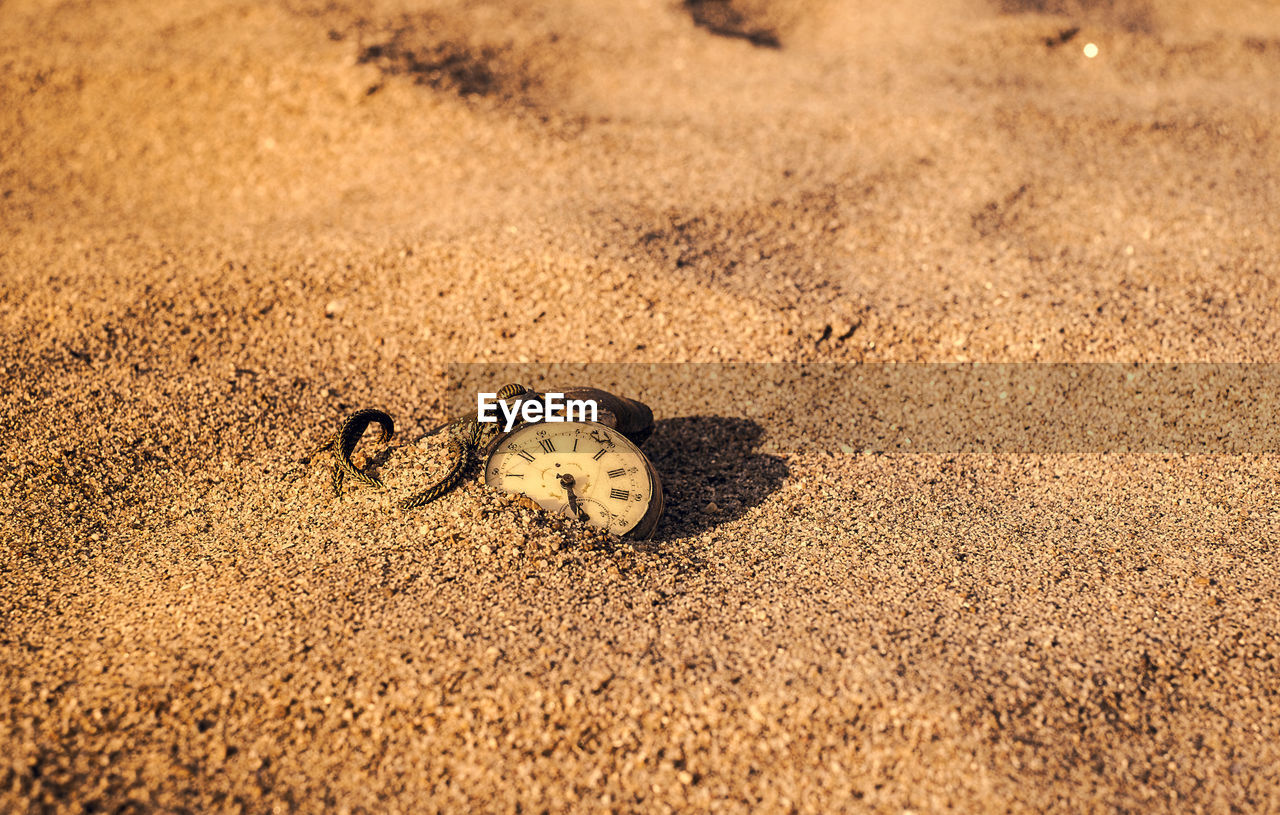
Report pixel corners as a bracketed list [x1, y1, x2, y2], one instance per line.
[971, 183, 1033, 238]
[1044, 26, 1080, 47]
[356, 28, 509, 98]
[684, 0, 781, 49]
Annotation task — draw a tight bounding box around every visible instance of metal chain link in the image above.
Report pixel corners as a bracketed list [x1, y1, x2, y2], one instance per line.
[310, 383, 528, 509]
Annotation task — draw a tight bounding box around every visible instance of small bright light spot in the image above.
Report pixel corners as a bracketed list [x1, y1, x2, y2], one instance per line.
[1083, 42, 1099, 58]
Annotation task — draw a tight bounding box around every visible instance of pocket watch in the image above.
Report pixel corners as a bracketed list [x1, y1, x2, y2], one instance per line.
[481, 390, 664, 539]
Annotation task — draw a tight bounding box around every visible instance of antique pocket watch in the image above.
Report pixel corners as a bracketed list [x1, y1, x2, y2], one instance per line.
[479, 388, 664, 539]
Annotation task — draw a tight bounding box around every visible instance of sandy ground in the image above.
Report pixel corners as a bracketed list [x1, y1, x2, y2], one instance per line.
[4, 0, 1280, 811]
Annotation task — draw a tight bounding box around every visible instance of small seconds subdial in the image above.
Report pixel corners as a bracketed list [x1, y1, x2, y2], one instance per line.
[484, 420, 663, 538]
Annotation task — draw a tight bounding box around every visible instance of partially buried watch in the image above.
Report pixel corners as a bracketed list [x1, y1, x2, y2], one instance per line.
[480, 388, 664, 539]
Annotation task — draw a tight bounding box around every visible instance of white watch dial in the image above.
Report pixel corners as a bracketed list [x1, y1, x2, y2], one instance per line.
[484, 421, 659, 537]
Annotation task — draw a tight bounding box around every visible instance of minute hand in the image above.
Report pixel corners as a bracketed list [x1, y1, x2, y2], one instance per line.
[558, 473, 590, 522]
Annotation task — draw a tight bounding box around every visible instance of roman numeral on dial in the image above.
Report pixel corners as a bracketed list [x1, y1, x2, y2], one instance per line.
[607, 468, 626, 479]
[610, 488, 629, 501]
[518, 450, 536, 462]
[538, 438, 556, 454]
[592, 449, 607, 461]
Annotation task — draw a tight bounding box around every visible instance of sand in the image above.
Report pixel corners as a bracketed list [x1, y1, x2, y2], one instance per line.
[4, 0, 1280, 811]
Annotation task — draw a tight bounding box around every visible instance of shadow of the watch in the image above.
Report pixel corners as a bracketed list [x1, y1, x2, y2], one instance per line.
[644, 416, 788, 540]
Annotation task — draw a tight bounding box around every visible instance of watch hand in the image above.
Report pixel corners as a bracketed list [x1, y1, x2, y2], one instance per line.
[558, 473, 589, 522]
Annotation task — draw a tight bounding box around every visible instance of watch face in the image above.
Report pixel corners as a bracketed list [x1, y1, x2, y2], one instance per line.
[484, 421, 662, 538]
